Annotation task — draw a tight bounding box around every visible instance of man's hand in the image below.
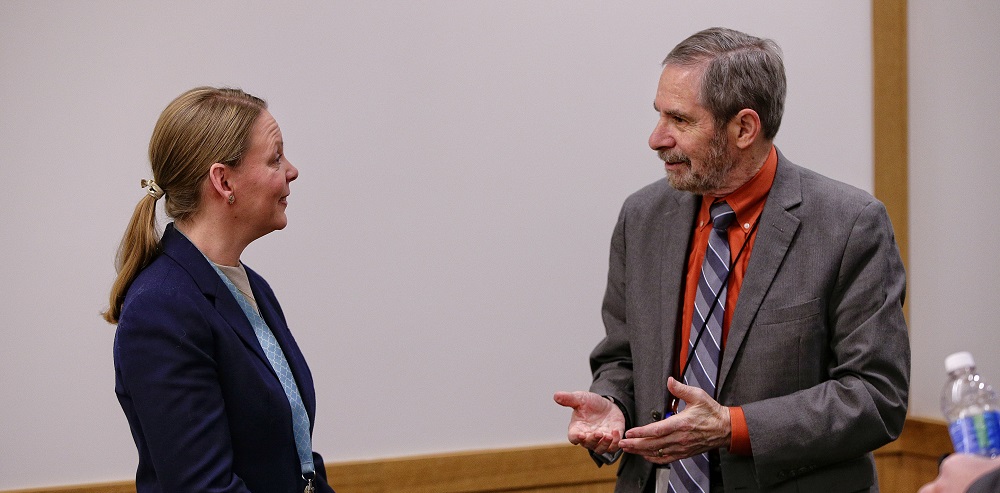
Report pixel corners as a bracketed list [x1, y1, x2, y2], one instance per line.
[618, 377, 731, 464]
[918, 454, 1000, 493]
[553, 390, 626, 455]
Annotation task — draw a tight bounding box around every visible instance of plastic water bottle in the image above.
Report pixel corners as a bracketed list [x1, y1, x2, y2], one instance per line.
[941, 351, 1000, 457]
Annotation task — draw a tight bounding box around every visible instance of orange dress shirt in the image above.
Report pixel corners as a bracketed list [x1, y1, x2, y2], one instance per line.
[675, 146, 777, 456]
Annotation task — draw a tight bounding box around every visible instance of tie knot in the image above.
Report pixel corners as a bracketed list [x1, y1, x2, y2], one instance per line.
[709, 201, 735, 231]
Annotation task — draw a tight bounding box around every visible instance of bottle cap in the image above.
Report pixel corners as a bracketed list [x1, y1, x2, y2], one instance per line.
[945, 351, 976, 372]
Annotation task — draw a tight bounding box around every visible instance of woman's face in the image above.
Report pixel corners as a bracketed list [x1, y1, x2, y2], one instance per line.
[229, 109, 299, 240]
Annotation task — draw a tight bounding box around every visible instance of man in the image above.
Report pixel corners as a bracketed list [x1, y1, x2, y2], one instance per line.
[554, 27, 909, 492]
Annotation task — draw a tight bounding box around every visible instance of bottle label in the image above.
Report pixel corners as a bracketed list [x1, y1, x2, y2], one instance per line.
[949, 410, 1000, 456]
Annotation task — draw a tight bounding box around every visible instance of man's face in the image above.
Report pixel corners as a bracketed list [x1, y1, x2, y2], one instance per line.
[649, 63, 737, 196]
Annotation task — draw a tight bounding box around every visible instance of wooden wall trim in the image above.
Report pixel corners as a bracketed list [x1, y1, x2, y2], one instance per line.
[874, 418, 951, 492]
[0, 444, 615, 493]
[872, 0, 909, 308]
[329, 443, 616, 493]
[875, 417, 951, 459]
[1, 484, 137, 493]
[1, 419, 950, 493]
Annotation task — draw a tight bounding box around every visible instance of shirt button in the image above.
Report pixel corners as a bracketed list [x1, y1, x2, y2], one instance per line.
[651, 411, 662, 421]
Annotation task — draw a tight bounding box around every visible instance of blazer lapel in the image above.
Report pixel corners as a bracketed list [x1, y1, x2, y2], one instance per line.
[160, 224, 274, 373]
[213, 279, 277, 378]
[660, 192, 700, 387]
[718, 152, 802, 394]
[252, 277, 317, 418]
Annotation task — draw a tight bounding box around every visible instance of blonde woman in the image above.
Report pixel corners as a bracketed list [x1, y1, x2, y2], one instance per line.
[105, 87, 334, 493]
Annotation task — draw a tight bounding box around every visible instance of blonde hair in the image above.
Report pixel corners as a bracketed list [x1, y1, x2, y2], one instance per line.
[103, 87, 267, 324]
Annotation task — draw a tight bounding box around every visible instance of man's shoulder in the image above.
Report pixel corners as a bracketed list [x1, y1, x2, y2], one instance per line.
[777, 157, 880, 210]
[622, 177, 685, 210]
[771, 158, 898, 243]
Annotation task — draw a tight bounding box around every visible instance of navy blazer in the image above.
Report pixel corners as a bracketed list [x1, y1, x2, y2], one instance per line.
[114, 223, 335, 492]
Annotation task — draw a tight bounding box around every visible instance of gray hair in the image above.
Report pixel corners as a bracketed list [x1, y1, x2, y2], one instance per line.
[663, 27, 786, 140]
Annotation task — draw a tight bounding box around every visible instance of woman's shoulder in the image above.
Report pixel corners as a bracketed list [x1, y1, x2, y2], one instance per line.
[118, 254, 210, 327]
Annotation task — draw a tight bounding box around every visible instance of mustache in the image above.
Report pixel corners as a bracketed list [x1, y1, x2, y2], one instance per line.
[658, 150, 689, 164]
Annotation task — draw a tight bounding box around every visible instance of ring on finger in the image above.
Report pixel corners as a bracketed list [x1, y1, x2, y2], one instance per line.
[656, 448, 663, 458]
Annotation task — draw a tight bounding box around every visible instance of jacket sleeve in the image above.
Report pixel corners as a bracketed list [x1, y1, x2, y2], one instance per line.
[589, 204, 637, 430]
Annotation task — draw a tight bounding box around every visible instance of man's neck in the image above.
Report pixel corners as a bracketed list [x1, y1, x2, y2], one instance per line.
[712, 142, 772, 198]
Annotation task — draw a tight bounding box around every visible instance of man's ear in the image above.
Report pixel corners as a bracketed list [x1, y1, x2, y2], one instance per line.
[730, 108, 762, 149]
[208, 163, 234, 201]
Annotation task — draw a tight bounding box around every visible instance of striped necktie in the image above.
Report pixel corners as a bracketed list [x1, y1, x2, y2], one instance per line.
[667, 201, 734, 493]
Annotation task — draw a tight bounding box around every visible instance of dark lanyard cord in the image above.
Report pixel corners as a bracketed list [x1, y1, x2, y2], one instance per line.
[667, 211, 762, 414]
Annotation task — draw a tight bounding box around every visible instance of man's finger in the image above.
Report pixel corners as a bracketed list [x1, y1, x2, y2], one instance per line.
[553, 391, 582, 408]
[667, 377, 696, 400]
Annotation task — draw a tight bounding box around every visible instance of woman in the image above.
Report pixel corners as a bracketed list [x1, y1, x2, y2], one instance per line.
[104, 87, 335, 493]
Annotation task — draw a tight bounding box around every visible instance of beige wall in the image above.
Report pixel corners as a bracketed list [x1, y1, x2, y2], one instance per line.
[1, 1, 881, 489]
[907, 1, 1000, 419]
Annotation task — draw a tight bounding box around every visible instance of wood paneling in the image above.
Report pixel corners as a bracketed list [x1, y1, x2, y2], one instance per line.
[1, 483, 137, 493]
[875, 417, 952, 492]
[872, 0, 909, 303]
[329, 444, 616, 493]
[1, 419, 951, 493]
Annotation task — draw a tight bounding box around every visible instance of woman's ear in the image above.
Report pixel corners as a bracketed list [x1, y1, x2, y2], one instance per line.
[208, 163, 233, 201]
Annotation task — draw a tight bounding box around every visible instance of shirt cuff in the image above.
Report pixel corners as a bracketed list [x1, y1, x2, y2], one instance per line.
[728, 406, 752, 455]
[591, 448, 624, 466]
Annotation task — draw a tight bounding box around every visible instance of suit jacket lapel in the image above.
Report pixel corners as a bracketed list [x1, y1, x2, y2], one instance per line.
[160, 224, 275, 374]
[252, 277, 317, 418]
[660, 192, 700, 387]
[717, 152, 802, 395]
[162, 224, 315, 424]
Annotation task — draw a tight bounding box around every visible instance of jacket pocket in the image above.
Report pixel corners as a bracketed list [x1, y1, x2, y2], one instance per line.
[754, 298, 822, 326]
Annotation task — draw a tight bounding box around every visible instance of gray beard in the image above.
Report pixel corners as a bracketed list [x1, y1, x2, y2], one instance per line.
[662, 131, 737, 195]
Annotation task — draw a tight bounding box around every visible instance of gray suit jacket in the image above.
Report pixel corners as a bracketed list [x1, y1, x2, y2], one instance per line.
[589, 150, 910, 492]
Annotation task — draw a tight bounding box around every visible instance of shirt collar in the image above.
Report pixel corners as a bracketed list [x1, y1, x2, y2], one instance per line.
[697, 145, 778, 232]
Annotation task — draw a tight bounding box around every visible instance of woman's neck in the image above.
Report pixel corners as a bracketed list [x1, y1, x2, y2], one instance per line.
[174, 218, 247, 267]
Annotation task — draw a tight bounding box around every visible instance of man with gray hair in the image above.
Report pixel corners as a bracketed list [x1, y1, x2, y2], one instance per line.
[555, 27, 909, 492]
